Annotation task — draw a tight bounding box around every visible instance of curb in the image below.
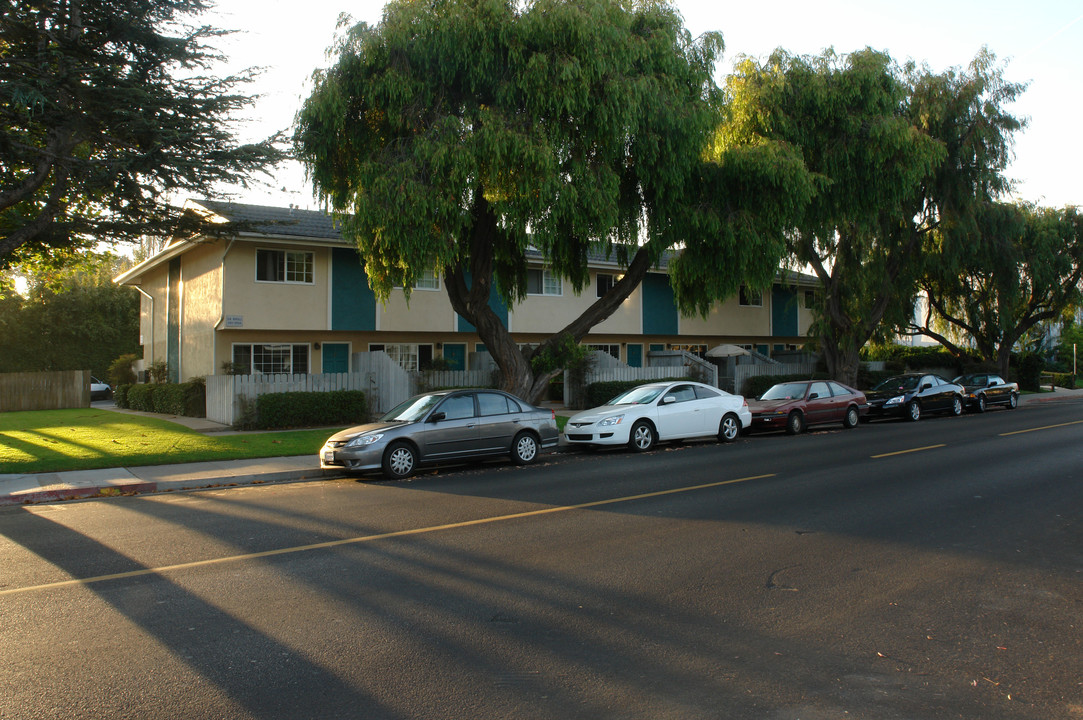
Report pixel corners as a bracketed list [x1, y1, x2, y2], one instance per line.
[0, 466, 338, 507]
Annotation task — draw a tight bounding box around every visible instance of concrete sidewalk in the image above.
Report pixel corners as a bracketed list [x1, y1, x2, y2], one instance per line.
[2, 389, 1080, 506]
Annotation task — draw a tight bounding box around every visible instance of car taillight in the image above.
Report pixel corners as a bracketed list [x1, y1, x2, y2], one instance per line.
[551, 409, 556, 422]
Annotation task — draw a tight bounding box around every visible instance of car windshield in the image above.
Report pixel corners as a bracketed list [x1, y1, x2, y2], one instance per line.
[607, 385, 667, 406]
[760, 382, 808, 401]
[873, 376, 920, 392]
[379, 393, 445, 422]
[954, 374, 985, 386]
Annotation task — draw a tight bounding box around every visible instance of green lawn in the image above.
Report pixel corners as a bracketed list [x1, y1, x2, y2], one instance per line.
[0, 408, 342, 475]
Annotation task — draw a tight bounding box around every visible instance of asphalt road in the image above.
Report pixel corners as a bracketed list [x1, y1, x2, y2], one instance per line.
[1, 400, 1081, 720]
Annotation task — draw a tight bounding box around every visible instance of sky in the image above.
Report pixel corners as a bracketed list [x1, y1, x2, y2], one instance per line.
[204, 0, 1083, 211]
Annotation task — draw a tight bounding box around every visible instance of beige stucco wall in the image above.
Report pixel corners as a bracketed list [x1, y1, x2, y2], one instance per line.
[379, 287, 457, 332]
[135, 266, 169, 371]
[221, 242, 331, 331]
[679, 296, 771, 337]
[179, 242, 223, 379]
[508, 271, 642, 334]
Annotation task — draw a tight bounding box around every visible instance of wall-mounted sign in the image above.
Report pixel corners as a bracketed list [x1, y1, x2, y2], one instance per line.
[225, 315, 244, 328]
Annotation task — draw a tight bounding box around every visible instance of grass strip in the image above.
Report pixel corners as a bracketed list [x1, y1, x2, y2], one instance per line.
[0, 408, 341, 474]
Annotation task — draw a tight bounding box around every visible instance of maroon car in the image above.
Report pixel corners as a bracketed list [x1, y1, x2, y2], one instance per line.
[748, 380, 867, 434]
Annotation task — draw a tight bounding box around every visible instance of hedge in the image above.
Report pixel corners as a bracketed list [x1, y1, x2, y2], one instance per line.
[255, 390, 368, 430]
[119, 381, 205, 416]
[584, 378, 689, 409]
[151, 382, 206, 417]
[1043, 372, 1076, 390]
[125, 383, 157, 412]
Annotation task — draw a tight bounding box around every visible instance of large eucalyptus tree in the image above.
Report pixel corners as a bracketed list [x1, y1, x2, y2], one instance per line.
[724, 48, 1024, 386]
[294, 0, 811, 402]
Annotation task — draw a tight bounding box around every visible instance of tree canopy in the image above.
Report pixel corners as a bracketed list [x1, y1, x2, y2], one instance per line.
[914, 202, 1083, 376]
[722, 47, 1025, 385]
[0, 0, 285, 270]
[295, 0, 811, 401]
[0, 254, 140, 378]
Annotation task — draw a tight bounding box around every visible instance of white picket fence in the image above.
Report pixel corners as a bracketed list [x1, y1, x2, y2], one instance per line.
[205, 352, 500, 426]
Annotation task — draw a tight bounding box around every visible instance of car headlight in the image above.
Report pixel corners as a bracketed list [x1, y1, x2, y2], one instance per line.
[598, 415, 625, 427]
[346, 433, 384, 448]
[884, 395, 905, 407]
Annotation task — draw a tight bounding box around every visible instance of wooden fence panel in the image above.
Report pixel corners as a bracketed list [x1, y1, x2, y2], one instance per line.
[733, 361, 818, 396]
[0, 370, 89, 412]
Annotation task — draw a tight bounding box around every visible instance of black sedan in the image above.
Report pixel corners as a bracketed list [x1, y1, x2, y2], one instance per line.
[953, 373, 1019, 412]
[865, 373, 965, 421]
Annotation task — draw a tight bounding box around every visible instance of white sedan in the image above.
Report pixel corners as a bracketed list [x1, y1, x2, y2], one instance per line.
[564, 380, 751, 451]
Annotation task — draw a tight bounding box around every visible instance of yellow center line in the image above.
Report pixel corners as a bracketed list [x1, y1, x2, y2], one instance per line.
[999, 419, 1083, 436]
[871, 444, 946, 459]
[1, 473, 775, 597]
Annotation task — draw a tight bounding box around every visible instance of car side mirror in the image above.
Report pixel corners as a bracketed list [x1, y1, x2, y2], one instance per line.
[428, 411, 446, 423]
[808, 392, 819, 400]
[661, 395, 675, 405]
[920, 383, 931, 392]
[988, 380, 997, 387]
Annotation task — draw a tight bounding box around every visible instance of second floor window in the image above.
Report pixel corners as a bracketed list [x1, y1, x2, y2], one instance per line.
[739, 285, 762, 307]
[257, 249, 314, 284]
[527, 269, 561, 296]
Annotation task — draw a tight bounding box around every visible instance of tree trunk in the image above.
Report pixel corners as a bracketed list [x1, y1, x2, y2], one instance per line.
[820, 335, 862, 388]
[443, 195, 656, 404]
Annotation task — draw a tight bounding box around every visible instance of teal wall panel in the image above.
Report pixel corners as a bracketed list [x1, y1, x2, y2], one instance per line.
[456, 273, 508, 332]
[331, 248, 376, 331]
[771, 287, 798, 337]
[642, 273, 678, 336]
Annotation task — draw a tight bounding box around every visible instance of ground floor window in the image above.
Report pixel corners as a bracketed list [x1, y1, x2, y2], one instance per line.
[369, 343, 433, 371]
[669, 343, 708, 357]
[586, 343, 620, 360]
[232, 343, 309, 375]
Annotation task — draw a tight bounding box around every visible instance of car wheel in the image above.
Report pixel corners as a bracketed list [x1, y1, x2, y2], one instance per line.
[975, 393, 986, 413]
[511, 431, 539, 465]
[785, 411, 804, 435]
[907, 400, 921, 422]
[951, 395, 963, 416]
[718, 413, 741, 443]
[382, 441, 417, 479]
[628, 420, 656, 452]
[1008, 392, 1018, 409]
[843, 406, 860, 429]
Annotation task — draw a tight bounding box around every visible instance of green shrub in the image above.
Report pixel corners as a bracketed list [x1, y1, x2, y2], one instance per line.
[255, 390, 368, 429]
[150, 381, 206, 417]
[1013, 352, 1045, 392]
[108, 354, 139, 388]
[1045, 372, 1076, 389]
[114, 383, 131, 408]
[126, 384, 157, 412]
[584, 378, 689, 408]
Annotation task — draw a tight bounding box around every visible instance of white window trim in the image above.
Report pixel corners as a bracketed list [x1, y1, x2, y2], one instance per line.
[394, 269, 441, 291]
[232, 342, 311, 375]
[527, 269, 563, 297]
[255, 248, 315, 286]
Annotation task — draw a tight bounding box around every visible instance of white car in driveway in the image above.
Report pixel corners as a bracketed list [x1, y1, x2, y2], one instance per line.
[564, 380, 751, 452]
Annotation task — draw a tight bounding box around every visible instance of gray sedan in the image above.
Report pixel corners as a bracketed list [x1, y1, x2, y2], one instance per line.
[319, 389, 559, 479]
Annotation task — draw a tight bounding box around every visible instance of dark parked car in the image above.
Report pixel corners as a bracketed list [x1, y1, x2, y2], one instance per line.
[747, 380, 867, 434]
[953, 373, 1019, 412]
[865, 373, 965, 421]
[319, 389, 559, 478]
